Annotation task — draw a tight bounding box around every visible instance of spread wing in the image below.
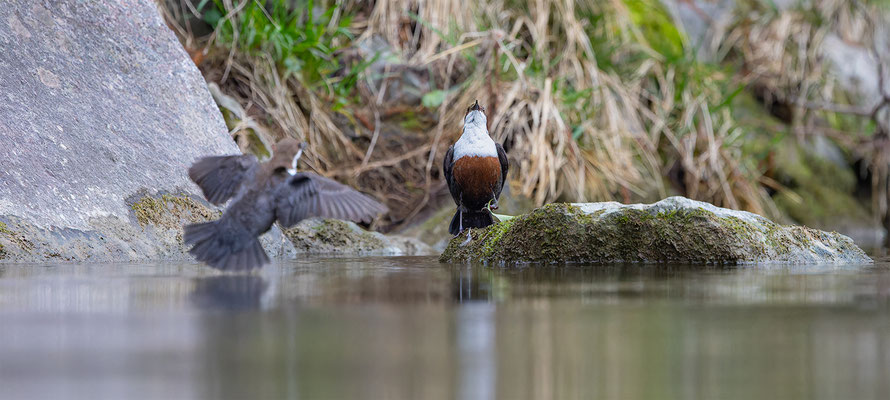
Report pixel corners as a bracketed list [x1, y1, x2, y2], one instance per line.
[443, 145, 461, 205]
[188, 154, 258, 205]
[495, 142, 509, 197]
[274, 172, 388, 228]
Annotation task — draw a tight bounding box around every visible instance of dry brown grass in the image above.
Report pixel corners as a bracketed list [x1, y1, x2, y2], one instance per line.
[396, 0, 777, 215]
[158, 0, 887, 230]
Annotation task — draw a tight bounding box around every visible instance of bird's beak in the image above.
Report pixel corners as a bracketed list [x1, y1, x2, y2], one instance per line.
[465, 100, 485, 124]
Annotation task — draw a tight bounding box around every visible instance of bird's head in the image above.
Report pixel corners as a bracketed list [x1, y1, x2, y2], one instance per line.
[271, 138, 306, 175]
[463, 100, 487, 129]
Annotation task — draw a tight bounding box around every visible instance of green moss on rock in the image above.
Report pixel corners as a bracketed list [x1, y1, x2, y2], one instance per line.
[440, 197, 871, 265]
[284, 218, 387, 254]
[131, 194, 218, 229]
[0, 220, 33, 256]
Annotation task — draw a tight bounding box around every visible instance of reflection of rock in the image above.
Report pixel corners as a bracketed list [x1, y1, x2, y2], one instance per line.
[191, 275, 269, 311]
[284, 218, 435, 256]
[441, 197, 872, 265]
[0, 0, 299, 262]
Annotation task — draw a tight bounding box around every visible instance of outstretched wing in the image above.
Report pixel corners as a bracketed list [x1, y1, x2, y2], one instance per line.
[274, 172, 388, 228]
[443, 145, 461, 205]
[495, 142, 509, 197]
[188, 154, 259, 205]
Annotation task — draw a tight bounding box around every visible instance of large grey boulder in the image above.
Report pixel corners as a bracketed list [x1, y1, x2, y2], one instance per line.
[0, 1, 297, 261]
[440, 197, 872, 265]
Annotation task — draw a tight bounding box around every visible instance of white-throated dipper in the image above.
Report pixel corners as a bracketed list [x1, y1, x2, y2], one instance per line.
[184, 138, 387, 270]
[442, 100, 509, 236]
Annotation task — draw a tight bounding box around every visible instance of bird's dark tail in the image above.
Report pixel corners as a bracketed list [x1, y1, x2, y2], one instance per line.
[448, 209, 496, 236]
[183, 219, 269, 271]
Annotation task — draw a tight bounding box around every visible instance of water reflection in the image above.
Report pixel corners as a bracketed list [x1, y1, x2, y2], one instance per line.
[457, 304, 496, 400]
[191, 275, 270, 311]
[452, 267, 494, 302]
[0, 259, 888, 399]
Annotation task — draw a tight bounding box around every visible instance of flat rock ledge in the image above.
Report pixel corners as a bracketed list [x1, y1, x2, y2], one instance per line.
[440, 197, 872, 265]
[0, 193, 432, 262]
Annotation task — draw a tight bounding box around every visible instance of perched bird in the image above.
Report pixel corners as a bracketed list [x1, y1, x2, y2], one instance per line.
[443, 100, 509, 236]
[184, 138, 387, 270]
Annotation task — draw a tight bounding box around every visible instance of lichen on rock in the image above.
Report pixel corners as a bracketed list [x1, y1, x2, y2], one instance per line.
[0, 222, 8, 258]
[131, 194, 219, 229]
[0, 219, 36, 259]
[440, 197, 872, 265]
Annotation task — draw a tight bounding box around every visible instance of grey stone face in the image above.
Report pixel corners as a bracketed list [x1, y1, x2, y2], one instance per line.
[440, 196, 873, 265]
[0, 0, 298, 261]
[0, 0, 235, 230]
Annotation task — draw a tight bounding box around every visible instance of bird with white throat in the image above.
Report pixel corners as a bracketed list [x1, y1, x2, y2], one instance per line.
[443, 100, 509, 239]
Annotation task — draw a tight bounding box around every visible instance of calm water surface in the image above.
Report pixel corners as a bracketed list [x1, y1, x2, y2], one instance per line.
[1, 257, 889, 399]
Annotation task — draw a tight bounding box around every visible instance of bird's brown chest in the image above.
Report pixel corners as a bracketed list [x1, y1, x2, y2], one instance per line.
[452, 155, 501, 205]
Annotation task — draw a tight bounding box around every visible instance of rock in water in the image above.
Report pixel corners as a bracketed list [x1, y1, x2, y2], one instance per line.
[284, 218, 435, 256]
[440, 197, 872, 265]
[0, 1, 296, 261]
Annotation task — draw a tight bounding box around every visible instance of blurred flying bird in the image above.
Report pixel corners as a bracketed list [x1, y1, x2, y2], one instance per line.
[443, 100, 509, 239]
[184, 139, 387, 270]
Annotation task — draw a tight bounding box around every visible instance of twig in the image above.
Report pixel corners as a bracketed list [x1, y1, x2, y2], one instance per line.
[359, 109, 381, 171]
[219, 0, 250, 82]
[350, 144, 432, 175]
[422, 38, 484, 65]
[851, 0, 890, 118]
[803, 101, 875, 117]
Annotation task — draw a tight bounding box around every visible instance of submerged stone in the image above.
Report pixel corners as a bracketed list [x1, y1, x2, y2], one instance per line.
[440, 197, 872, 265]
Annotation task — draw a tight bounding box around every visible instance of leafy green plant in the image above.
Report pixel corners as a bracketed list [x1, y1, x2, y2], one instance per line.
[201, 0, 366, 107]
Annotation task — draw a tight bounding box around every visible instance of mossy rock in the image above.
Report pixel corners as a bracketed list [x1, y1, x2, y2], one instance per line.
[0, 222, 7, 259]
[0, 219, 36, 260]
[284, 218, 434, 256]
[440, 197, 871, 265]
[126, 193, 296, 261]
[131, 194, 219, 229]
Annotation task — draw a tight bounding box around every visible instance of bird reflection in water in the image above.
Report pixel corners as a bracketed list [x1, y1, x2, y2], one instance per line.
[451, 266, 494, 303]
[190, 275, 272, 311]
